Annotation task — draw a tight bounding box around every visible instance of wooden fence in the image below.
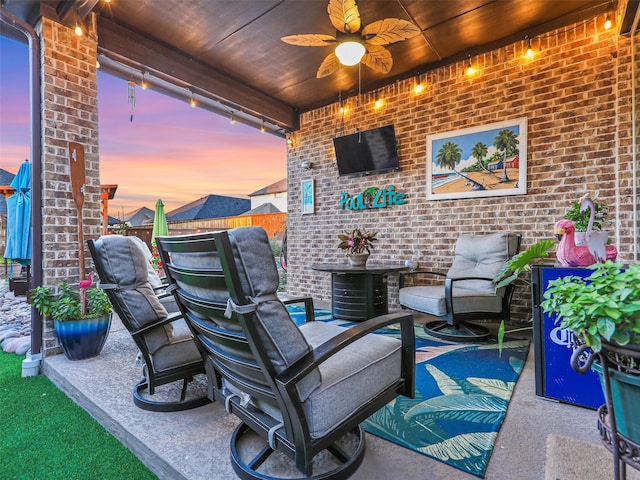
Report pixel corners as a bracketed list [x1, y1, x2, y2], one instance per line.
[122, 212, 287, 248]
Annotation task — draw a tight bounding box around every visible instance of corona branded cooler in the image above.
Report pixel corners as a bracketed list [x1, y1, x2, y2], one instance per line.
[532, 265, 605, 409]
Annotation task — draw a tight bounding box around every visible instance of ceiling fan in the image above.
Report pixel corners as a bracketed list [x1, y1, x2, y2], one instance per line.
[281, 0, 421, 78]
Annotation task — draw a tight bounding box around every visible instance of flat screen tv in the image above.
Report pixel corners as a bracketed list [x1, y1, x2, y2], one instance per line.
[334, 124, 399, 176]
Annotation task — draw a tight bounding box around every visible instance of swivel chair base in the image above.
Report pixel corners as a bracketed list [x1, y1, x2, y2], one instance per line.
[231, 423, 366, 480]
[133, 377, 211, 412]
[424, 320, 491, 342]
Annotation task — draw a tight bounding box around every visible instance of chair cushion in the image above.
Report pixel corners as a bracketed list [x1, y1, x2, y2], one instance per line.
[399, 285, 503, 316]
[151, 334, 203, 373]
[448, 232, 519, 295]
[299, 322, 402, 438]
[130, 236, 163, 289]
[93, 235, 169, 332]
[228, 227, 320, 401]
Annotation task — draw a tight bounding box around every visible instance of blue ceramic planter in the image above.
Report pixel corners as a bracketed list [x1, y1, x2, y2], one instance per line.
[53, 314, 112, 361]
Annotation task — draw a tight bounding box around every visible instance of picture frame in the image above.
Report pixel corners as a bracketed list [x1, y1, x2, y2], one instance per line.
[426, 118, 527, 200]
[301, 179, 314, 214]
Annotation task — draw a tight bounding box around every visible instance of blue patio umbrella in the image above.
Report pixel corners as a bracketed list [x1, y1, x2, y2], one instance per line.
[151, 199, 168, 244]
[4, 160, 31, 265]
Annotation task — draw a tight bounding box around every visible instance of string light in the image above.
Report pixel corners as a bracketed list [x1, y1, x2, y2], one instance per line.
[524, 36, 535, 61]
[230, 113, 236, 124]
[189, 90, 196, 107]
[260, 120, 266, 133]
[466, 61, 477, 77]
[413, 82, 424, 94]
[74, 23, 83, 36]
[374, 97, 385, 109]
[604, 14, 612, 30]
[140, 72, 148, 90]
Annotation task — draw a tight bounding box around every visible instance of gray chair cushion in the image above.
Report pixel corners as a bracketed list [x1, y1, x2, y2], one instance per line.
[399, 285, 503, 315]
[130, 236, 163, 289]
[399, 232, 518, 317]
[228, 227, 320, 401]
[448, 232, 519, 295]
[93, 235, 194, 355]
[299, 322, 402, 438]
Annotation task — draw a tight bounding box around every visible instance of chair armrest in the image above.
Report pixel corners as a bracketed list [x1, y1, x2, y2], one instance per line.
[282, 296, 315, 322]
[399, 269, 446, 288]
[276, 312, 415, 398]
[130, 310, 184, 336]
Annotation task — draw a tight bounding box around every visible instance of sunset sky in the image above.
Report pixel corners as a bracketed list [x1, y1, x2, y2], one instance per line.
[0, 36, 286, 216]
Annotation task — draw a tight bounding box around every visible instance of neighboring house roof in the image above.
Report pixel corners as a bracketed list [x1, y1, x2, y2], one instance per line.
[248, 178, 287, 197]
[167, 194, 250, 221]
[240, 202, 281, 215]
[0, 168, 16, 216]
[124, 206, 155, 226]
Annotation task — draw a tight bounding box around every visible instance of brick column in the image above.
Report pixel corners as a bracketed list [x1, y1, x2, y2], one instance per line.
[38, 15, 101, 355]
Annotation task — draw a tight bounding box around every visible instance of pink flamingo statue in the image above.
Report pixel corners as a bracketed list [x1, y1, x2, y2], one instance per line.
[79, 272, 93, 316]
[579, 195, 617, 262]
[555, 219, 596, 267]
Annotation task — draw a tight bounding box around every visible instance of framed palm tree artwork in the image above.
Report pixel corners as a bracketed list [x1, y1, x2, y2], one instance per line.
[426, 118, 527, 200]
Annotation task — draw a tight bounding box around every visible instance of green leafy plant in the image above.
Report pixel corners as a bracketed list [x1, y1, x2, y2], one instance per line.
[563, 197, 608, 232]
[540, 261, 640, 353]
[493, 239, 556, 354]
[30, 282, 112, 322]
[337, 227, 377, 254]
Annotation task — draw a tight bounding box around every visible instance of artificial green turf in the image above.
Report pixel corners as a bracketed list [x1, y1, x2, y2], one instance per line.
[0, 352, 157, 479]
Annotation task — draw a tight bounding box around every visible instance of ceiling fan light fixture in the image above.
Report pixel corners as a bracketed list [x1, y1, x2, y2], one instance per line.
[335, 40, 366, 66]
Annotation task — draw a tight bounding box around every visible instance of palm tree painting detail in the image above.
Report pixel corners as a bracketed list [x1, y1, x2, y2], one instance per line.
[427, 118, 527, 200]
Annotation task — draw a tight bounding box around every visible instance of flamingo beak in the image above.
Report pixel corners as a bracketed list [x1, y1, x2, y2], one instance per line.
[554, 227, 565, 241]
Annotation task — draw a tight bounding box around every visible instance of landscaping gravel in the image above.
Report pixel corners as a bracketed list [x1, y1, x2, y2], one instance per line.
[0, 282, 31, 355]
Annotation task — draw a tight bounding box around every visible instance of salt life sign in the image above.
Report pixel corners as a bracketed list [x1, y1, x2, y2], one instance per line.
[339, 185, 407, 210]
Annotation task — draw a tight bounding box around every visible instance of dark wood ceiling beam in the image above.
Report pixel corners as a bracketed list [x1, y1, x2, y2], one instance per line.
[97, 17, 298, 131]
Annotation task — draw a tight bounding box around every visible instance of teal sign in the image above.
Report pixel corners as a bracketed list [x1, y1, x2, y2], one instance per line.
[339, 185, 407, 210]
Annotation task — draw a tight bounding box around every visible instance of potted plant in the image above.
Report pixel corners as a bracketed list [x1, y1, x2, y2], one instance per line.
[563, 195, 609, 247]
[492, 239, 556, 352]
[540, 261, 640, 451]
[337, 227, 377, 266]
[30, 277, 113, 361]
[563, 196, 608, 233]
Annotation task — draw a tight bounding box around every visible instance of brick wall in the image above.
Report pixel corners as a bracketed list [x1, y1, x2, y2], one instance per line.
[285, 13, 635, 323]
[39, 16, 101, 355]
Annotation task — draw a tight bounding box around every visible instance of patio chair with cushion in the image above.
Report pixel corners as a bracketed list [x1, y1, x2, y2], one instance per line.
[156, 227, 415, 479]
[399, 232, 521, 342]
[88, 235, 210, 412]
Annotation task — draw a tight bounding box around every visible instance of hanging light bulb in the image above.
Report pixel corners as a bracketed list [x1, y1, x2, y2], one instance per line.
[189, 92, 196, 107]
[260, 120, 266, 133]
[74, 23, 83, 36]
[335, 39, 366, 66]
[604, 14, 612, 30]
[140, 72, 148, 90]
[230, 113, 236, 124]
[524, 37, 535, 61]
[96, 58, 100, 69]
[466, 56, 477, 77]
[374, 97, 385, 109]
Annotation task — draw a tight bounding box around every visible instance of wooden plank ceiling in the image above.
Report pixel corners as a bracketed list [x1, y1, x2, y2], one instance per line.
[3, 0, 627, 133]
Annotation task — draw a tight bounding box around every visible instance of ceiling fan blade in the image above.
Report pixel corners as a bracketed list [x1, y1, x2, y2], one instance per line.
[362, 45, 393, 74]
[328, 0, 361, 34]
[362, 18, 421, 46]
[281, 34, 337, 46]
[317, 52, 340, 78]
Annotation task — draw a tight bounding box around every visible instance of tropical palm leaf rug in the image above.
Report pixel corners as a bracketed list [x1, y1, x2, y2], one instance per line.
[289, 306, 530, 478]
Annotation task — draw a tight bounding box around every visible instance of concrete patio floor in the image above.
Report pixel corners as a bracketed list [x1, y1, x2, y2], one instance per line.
[41, 310, 631, 480]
